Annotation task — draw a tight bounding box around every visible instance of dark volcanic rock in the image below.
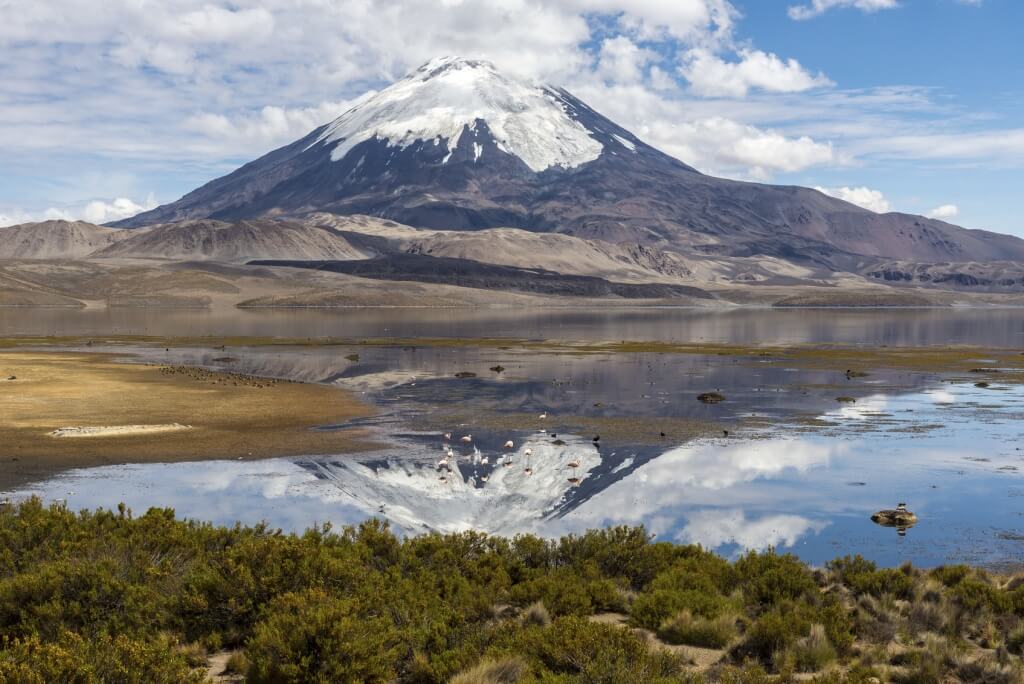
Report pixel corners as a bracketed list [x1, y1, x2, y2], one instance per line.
[249, 255, 714, 300]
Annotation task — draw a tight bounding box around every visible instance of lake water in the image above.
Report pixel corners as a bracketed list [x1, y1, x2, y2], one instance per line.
[4, 307, 1024, 568]
[5, 305, 1024, 346]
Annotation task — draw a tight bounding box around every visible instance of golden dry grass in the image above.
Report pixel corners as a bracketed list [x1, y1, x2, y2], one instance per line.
[0, 351, 375, 488]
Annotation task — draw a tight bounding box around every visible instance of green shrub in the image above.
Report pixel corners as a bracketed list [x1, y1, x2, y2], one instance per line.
[245, 589, 399, 683]
[736, 604, 812, 665]
[630, 588, 726, 630]
[527, 616, 686, 683]
[951, 578, 1010, 614]
[828, 555, 915, 599]
[736, 550, 817, 608]
[818, 596, 855, 656]
[0, 631, 203, 683]
[930, 565, 971, 588]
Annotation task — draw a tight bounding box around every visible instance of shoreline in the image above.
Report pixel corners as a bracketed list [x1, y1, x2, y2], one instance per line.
[0, 350, 377, 491]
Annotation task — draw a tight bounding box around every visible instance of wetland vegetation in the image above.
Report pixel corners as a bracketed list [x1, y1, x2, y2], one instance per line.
[2, 499, 1024, 682]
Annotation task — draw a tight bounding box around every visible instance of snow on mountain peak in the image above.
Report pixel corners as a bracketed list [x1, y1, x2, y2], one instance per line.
[314, 56, 604, 172]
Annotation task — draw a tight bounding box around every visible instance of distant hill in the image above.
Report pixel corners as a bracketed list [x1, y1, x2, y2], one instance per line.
[93, 218, 367, 263]
[0, 220, 129, 259]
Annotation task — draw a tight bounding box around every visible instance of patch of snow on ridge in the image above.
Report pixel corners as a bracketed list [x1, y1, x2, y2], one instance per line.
[314, 56, 603, 172]
[612, 134, 636, 152]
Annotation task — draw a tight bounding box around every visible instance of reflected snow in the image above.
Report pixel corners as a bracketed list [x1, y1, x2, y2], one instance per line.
[10, 380, 1024, 567]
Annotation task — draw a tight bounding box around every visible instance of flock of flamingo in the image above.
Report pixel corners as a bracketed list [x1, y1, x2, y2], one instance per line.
[435, 411, 584, 486]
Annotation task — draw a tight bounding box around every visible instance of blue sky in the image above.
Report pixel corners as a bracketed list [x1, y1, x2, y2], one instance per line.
[0, 0, 1020, 236]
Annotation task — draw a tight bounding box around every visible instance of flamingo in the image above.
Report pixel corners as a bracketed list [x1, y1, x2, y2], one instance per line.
[481, 474, 489, 482]
[568, 459, 580, 468]
[481, 456, 489, 465]
[567, 477, 580, 486]
[504, 440, 514, 449]
[438, 457, 449, 468]
[539, 412, 548, 420]
[443, 432, 452, 441]
[461, 435, 473, 443]
[524, 448, 533, 457]
[524, 467, 533, 476]
[504, 461, 513, 468]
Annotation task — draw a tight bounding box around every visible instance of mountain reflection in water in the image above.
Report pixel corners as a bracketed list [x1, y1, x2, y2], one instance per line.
[9, 381, 1024, 567]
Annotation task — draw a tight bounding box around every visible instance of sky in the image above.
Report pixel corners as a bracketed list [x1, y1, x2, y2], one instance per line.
[0, 0, 1021, 236]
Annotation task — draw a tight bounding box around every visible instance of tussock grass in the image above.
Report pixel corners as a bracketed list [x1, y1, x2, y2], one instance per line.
[451, 656, 527, 684]
[657, 610, 737, 649]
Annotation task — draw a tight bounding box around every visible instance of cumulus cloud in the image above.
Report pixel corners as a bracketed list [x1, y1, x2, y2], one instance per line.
[667, 118, 836, 177]
[1, 195, 157, 226]
[182, 99, 369, 154]
[813, 185, 891, 213]
[0, 209, 35, 228]
[596, 37, 655, 84]
[926, 204, 959, 220]
[680, 48, 832, 98]
[788, 0, 900, 21]
[678, 509, 825, 551]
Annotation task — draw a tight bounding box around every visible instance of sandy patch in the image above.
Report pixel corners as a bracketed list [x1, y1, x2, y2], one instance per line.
[50, 423, 192, 438]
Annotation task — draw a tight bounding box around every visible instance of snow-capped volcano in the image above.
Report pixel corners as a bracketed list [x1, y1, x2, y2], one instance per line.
[117, 56, 1024, 265]
[313, 56, 603, 172]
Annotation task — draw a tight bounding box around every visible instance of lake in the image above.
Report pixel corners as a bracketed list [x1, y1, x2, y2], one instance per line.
[3, 306, 1024, 568]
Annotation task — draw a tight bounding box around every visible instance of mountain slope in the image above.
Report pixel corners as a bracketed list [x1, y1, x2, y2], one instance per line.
[94, 219, 366, 262]
[0, 221, 129, 259]
[117, 57, 1024, 264]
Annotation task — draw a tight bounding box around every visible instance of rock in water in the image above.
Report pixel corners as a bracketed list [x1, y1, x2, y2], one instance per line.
[871, 503, 918, 528]
[697, 392, 725, 404]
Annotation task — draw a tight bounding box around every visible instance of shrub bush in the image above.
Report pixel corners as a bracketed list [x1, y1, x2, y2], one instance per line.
[736, 550, 817, 608]
[245, 589, 399, 683]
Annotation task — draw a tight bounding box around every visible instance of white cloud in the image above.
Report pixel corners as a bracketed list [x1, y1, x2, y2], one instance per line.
[669, 118, 837, 177]
[648, 65, 678, 91]
[677, 509, 825, 551]
[788, 0, 900, 21]
[681, 48, 832, 98]
[1, 195, 157, 226]
[182, 99, 369, 154]
[814, 186, 891, 213]
[926, 204, 959, 220]
[0, 208, 35, 228]
[857, 129, 1024, 164]
[596, 37, 655, 84]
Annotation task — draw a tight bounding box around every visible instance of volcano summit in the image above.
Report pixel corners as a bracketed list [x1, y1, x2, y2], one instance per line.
[118, 56, 1024, 268]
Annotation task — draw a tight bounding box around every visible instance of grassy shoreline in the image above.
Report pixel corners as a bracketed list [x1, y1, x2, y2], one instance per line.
[0, 351, 376, 490]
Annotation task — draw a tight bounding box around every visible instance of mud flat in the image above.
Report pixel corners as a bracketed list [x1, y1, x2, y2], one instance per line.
[0, 351, 375, 490]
